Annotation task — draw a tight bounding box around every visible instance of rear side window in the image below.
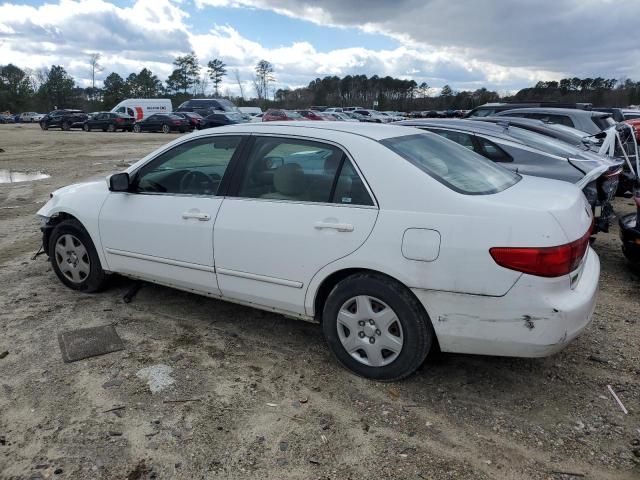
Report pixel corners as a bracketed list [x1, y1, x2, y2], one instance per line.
[475, 137, 512, 162]
[527, 113, 575, 128]
[235, 137, 374, 205]
[380, 133, 520, 195]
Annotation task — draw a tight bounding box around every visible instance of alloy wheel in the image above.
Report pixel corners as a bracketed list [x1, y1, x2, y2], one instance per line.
[336, 295, 404, 367]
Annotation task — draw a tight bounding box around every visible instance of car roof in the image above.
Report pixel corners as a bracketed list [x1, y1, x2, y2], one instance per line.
[396, 119, 517, 141]
[186, 120, 421, 141]
[497, 107, 607, 117]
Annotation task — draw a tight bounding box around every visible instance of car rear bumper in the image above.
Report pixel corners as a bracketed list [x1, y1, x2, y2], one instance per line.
[412, 247, 600, 357]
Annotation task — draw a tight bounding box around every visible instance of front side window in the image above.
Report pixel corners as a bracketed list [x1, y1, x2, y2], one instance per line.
[235, 137, 373, 205]
[134, 136, 242, 195]
[381, 133, 520, 195]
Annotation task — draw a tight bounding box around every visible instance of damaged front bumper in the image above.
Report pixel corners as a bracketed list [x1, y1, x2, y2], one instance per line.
[412, 247, 600, 358]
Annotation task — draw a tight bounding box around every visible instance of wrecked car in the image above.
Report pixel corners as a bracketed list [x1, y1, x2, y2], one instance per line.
[397, 119, 622, 233]
[37, 122, 599, 380]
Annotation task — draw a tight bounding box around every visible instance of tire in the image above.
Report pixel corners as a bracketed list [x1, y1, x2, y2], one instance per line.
[107, 124, 115, 132]
[83, 123, 90, 132]
[133, 124, 141, 133]
[62, 121, 71, 131]
[40, 122, 48, 130]
[162, 124, 170, 134]
[321, 273, 434, 381]
[49, 219, 108, 293]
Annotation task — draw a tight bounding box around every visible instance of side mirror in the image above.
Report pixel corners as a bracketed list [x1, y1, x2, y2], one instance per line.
[108, 172, 130, 192]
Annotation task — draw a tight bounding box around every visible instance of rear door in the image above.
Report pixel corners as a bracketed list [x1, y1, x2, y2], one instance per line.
[213, 135, 378, 315]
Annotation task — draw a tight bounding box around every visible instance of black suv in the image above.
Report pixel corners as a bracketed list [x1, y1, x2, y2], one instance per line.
[176, 98, 240, 117]
[83, 112, 135, 132]
[40, 110, 88, 131]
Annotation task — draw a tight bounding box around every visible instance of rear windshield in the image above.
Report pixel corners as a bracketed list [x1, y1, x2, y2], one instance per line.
[381, 133, 520, 195]
[506, 126, 583, 157]
[592, 115, 616, 131]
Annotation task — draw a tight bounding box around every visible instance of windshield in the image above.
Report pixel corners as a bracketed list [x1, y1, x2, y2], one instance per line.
[506, 126, 584, 157]
[381, 133, 520, 195]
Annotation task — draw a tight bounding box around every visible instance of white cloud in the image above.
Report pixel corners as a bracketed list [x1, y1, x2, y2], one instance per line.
[2, 0, 629, 98]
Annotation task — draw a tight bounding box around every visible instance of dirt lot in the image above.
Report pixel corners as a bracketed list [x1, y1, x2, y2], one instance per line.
[0, 123, 639, 480]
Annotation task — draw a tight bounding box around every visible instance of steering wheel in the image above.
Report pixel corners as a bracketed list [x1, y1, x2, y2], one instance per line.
[179, 170, 218, 194]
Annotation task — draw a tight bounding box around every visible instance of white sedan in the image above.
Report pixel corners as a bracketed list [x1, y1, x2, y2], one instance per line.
[37, 122, 599, 380]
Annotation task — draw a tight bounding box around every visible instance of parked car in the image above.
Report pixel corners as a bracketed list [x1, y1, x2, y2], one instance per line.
[132, 114, 189, 134]
[37, 122, 598, 380]
[473, 116, 603, 150]
[19, 112, 40, 123]
[40, 110, 88, 130]
[32, 113, 45, 122]
[296, 110, 327, 121]
[111, 99, 172, 121]
[262, 110, 306, 121]
[397, 119, 622, 233]
[352, 109, 392, 123]
[250, 113, 264, 123]
[200, 112, 245, 129]
[171, 112, 204, 130]
[495, 108, 616, 135]
[624, 118, 640, 143]
[332, 112, 359, 122]
[619, 195, 640, 268]
[83, 112, 135, 132]
[622, 109, 640, 121]
[465, 102, 593, 118]
[324, 107, 343, 113]
[176, 98, 240, 117]
[475, 116, 636, 195]
[0, 114, 15, 124]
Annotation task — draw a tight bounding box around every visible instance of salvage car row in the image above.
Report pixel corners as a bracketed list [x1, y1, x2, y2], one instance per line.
[35, 101, 640, 380]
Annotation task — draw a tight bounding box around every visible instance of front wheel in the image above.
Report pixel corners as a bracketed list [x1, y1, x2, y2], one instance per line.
[107, 124, 115, 132]
[322, 273, 434, 381]
[49, 219, 108, 292]
[62, 121, 71, 131]
[133, 124, 141, 133]
[162, 124, 170, 134]
[40, 122, 48, 130]
[83, 123, 90, 132]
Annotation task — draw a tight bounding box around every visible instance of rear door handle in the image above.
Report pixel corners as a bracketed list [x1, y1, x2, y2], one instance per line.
[182, 211, 211, 221]
[314, 222, 354, 232]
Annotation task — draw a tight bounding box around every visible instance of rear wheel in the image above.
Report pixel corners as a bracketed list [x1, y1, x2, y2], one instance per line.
[83, 123, 90, 132]
[133, 124, 141, 133]
[40, 122, 48, 130]
[107, 124, 115, 132]
[162, 124, 170, 134]
[49, 219, 108, 292]
[322, 273, 434, 381]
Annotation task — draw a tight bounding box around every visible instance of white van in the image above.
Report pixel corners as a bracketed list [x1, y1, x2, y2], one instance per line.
[110, 99, 172, 121]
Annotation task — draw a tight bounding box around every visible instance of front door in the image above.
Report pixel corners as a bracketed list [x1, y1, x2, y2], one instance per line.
[99, 135, 244, 294]
[213, 135, 378, 315]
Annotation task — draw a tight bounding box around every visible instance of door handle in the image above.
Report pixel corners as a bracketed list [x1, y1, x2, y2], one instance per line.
[314, 222, 354, 232]
[182, 211, 211, 221]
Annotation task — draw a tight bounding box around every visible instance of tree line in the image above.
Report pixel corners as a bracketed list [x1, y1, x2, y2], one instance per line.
[2, 52, 640, 113]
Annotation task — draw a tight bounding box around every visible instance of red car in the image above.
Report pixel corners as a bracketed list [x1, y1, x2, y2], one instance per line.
[296, 110, 327, 121]
[625, 119, 640, 143]
[262, 109, 307, 121]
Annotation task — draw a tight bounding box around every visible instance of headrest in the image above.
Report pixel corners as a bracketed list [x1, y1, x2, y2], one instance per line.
[273, 163, 305, 196]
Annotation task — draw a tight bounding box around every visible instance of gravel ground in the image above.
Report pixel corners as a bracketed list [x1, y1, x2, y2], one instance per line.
[0, 123, 639, 480]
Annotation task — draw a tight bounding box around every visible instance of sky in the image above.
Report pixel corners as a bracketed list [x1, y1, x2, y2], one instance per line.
[1, 0, 639, 98]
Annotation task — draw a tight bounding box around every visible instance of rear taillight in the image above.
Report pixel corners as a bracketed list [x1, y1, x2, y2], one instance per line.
[172, 120, 181, 125]
[115, 117, 123, 123]
[490, 226, 592, 277]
